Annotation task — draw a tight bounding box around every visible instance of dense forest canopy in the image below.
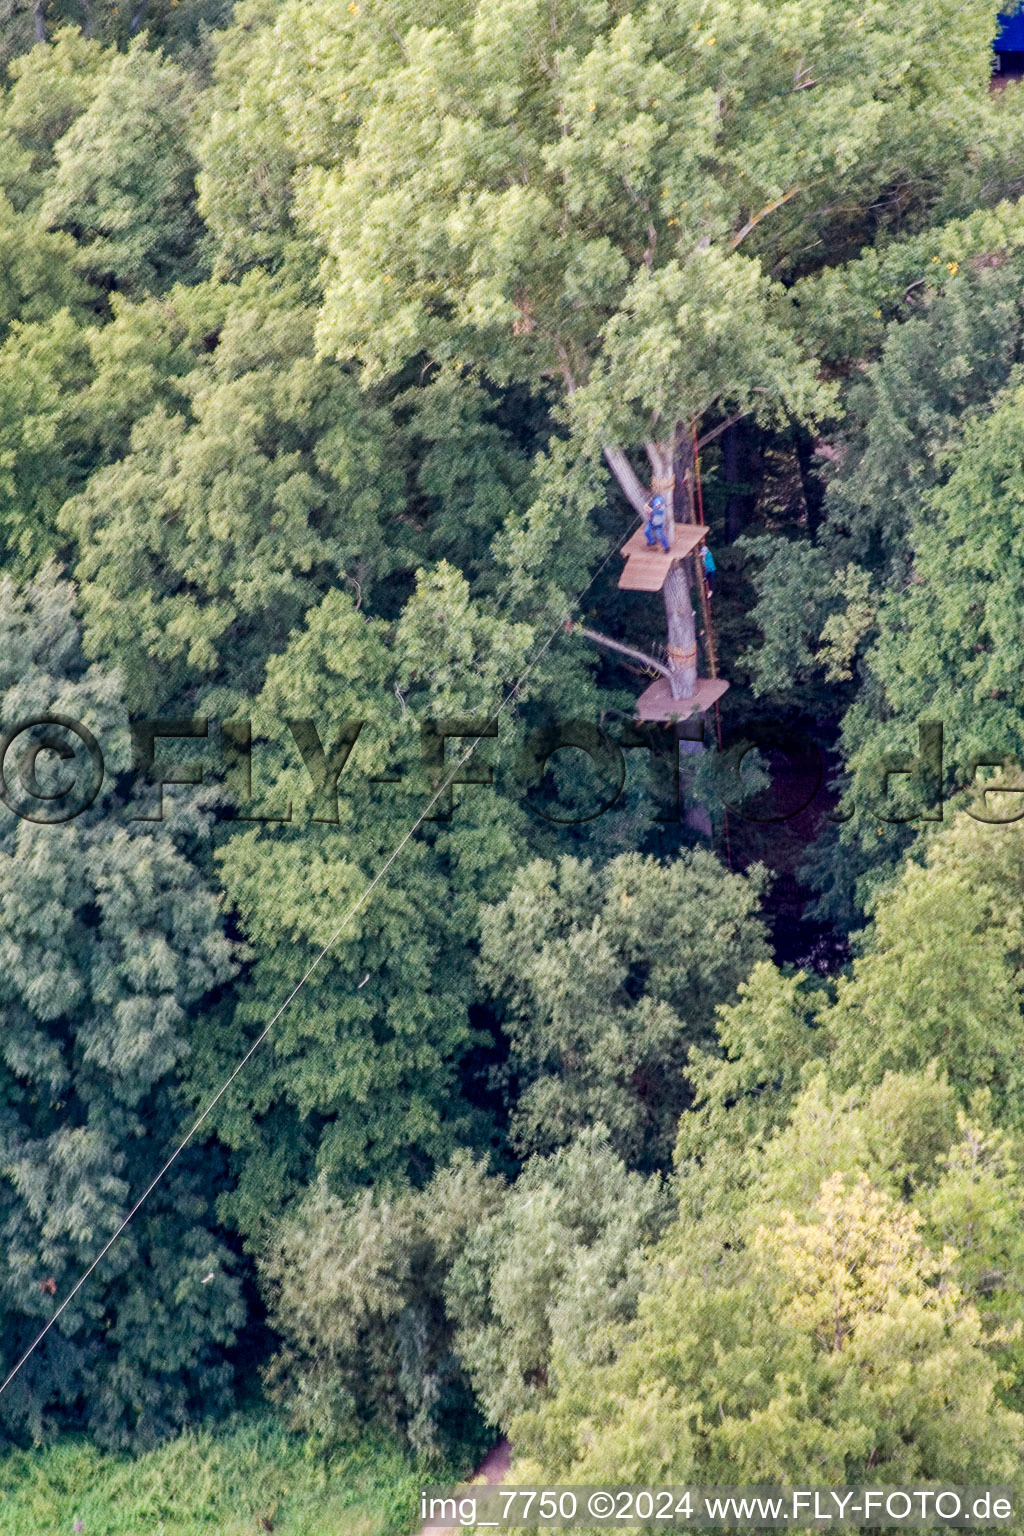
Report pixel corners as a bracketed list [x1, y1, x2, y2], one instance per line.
[0, 0, 1023, 1525]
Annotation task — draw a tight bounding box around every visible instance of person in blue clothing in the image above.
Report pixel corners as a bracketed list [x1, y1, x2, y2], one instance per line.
[702, 542, 716, 598]
[644, 493, 670, 552]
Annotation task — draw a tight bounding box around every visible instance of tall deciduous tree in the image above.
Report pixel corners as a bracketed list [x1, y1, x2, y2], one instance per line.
[0, 26, 109, 213]
[41, 39, 201, 293]
[0, 194, 85, 341]
[805, 370, 1024, 913]
[260, 1153, 501, 1460]
[514, 1075, 1024, 1501]
[0, 310, 92, 575]
[445, 1131, 668, 1434]
[199, 574, 537, 1241]
[744, 252, 1024, 713]
[0, 567, 244, 1450]
[822, 814, 1024, 1126]
[216, 0, 1000, 698]
[52, 269, 547, 716]
[673, 961, 828, 1234]
[478, 850, 768, 1169]
[56, 273, 407, 714]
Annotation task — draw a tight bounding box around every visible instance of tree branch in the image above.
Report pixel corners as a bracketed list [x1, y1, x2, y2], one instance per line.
[577, 625, 670, 679]
[602, 446, 649, 518]
[729, 186, 802, 250]
[696, 410, 750, 451]
[644, 440, 673, 481]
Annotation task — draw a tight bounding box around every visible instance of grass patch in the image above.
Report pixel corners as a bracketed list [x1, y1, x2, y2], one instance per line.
[0, 1407, 452, 1536]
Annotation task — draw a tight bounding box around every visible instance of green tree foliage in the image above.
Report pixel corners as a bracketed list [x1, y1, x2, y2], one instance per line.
[823, 816, 1024, 1124]
[738, 227, 1024, 913]
[818, 264, 1024, 575]
[850, 371, 1024, 767]
[2, 0, 1021, 1477]
[0, 194, 85, 339]
[680, 962, 827, 1161]
[745, 252, 1024, 709]
[445, 1132, 668, 1435]
[0, 310, 93, 574]
[478, 851, 768, 1169]
[193, 0, 1013, 720]
[46, 270, 546, 715]
[921, 1112, 1024, 1404]
[519, 800, 1024, 1501]
[196, 577, 536, 1241]
[193, 0, 1009, 624]
[0, 26, 110, 213]
[0, 274, 238, 578]
[752, 1171, 1019, 1482]
[750, 1068, 1024, 1424]
[0, 568, 244, 1450]
[673, 962, 828, 1234]
[516, 1076, 1024, 1500]
[259, 1154, 501, 1460]
[0, 1, 231, 69]
[813, 372, 1024, 909]
[195, 0, 304, 272]
[752, 1068, 962, 1220]
[293, 0, 997, 405]
[794, 198, 1024, 370]
[676, 814, 1024, 1176]
[58, 273, 404, 712]
[40, 39, 201, 292]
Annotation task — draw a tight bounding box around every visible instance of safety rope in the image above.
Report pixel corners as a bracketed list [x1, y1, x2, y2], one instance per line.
[692, 426, 719, 692]
[693, 425, 732, 869]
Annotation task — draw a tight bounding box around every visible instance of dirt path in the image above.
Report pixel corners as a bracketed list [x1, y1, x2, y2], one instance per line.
[416, 1440, 512, 1534]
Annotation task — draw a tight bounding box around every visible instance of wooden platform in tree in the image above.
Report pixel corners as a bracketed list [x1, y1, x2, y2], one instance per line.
[618, 524, 707, 592]
[635, 675, 729, 723]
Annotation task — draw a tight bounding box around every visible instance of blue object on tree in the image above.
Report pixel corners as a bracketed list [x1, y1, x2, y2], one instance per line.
[996, 8, 1024, 51]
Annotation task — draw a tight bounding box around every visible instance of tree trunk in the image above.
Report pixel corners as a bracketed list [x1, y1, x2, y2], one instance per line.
[603, 437, 700, 700]
[579, 626, 670, 680]
[662, 428, 699, 698]
[671, 426, 712, 833]
[602, 446, 648, 518]
[662, 563, 698, 698]
[33, 0, 45, 42]
[646, 437, 677, 550]
[671, 428, 695, 523]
